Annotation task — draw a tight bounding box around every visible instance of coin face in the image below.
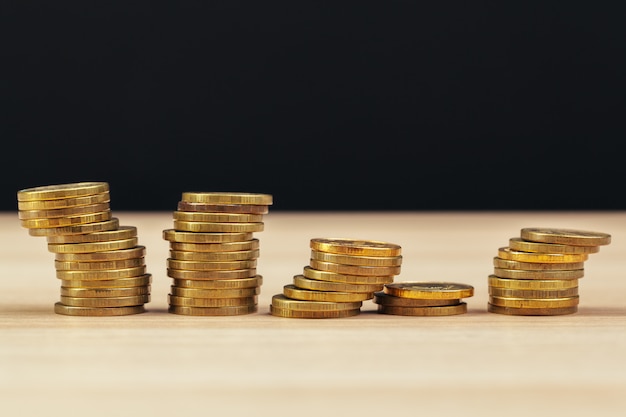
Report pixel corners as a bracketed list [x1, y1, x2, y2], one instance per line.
[383, 281, 474, 299]
[520, 227, 611, 246]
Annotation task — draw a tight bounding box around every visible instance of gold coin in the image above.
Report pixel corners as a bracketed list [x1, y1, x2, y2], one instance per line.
[167, 268, 257, 280]
[377, 303, 467, 316]
[54, 303, 146, 316]
[60, 286, 151, 298]
[302, 266, 394, 285]
[172, 276, 263, 289]
[166, 258, 257, 271]
[372, 291, 461, 307]
[508, 237, 600, 254]
[55, 246, 146, 261]
[17, 192, 110, 211]
[168, 239, 259, 252]
[168, 294, 257, 307]
[271, 294, 362, 311]
[162, 229, 253, 243]
[59, 294, 150, 307]
[28, 218, 120, 237]
[46, 226, 137, 244]
[56, 266, 147, 280]
[493, 267, 584, 280]
[177, 201, 269, 214]
[488, 275, 579, 290]
[487, 303, 578, 316]
[170, 286, 259, 298]
[18, 202, 111, 220]
[172, 220, 264, 233]
[497, 247, 588, 263]
[180, 192, 273, 205]
[292, 274, 383, 293]
[55, 257, 145, 271]
[309, 259, 401, 276]
[492, 257, 584, 271]
[48, 237, 138, 253]
[310, 250, 403, 267]
[520, 227, 611, 247]
[17, 182, 109, 201]
[310, 238, 402, 257]
[61, 274, 152, 288]
[269, 305, 360, 319]
[489, 295, 579, 309]
[168, 304, 257, 316]
[283, 284, 373, 302]
[383, 282, 474, 299]
[489, 286, 579, 298]
[21, 210, 112, 229]
[169, 249, 259, 261]
[173, 211, 264, 223]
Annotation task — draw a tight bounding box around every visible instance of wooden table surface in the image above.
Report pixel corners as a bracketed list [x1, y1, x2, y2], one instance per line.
[1, 211, 625, 417]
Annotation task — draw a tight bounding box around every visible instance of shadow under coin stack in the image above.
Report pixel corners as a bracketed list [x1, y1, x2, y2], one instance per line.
[17, 181, 151, 316]
[488, 227, 612, 316]
[374, 282, 474, 316]
[163, 192, 272, 316]
[270, 238, 403, 319]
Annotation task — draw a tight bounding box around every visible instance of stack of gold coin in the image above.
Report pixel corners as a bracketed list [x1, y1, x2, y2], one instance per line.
[488, 227, 612, 316]
[17, 181, 151, 316]
[269, 237, 403, 318]
[163, 192, 272, 316]
[375, 282, 474, 316]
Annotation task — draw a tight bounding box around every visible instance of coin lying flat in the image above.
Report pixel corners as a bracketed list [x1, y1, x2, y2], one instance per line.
[508, 237, 600, 254]
[169, 240, 259, 252]
[172, 276, 263, 289]
[28, 218, 120, 237]
[303, 266, 395, 285]
[177, 201, 269, 214]
[46, 225, 137, 244]
[60, 286, 151, 298]
[168, 294, 257, 307]
[59, 294, 150, 307]
[520, 227, 611, 247]
[282, 284, 373, 302]
[488, 275, 579, 290]
[180, 192, 273, 205]
[162, 229, 254, 243]
[168, 305, 258, 316]
[18, 192, 110, 211]
[54, 303, 146, 316]
[17, 182, 110, 201]
[373, 291, 461, 307]
[310, 238, 402, 257]
[173, 211, 264, 223]
[310, 250, 403, 267]
[170, 286, 260, 299]
[492, 268, 584, 280]
[493, 257, 585, 271]
[488, 286, 579, 299]
[309, 259, 401, 276]
[292, 274, 383, 294]
[497, 247, 588, 264]
[383, 282, 474, 299]
[169, 249, 260, 261]
[377, 303, 468, 316]
[18, 202, 111, 220]
[269, 305, 360, 319]
[60, 274, 152, 288]
[166, 268, 257, 280]
[489, 295, 579, 309]
[487, 303, 578, 316]
[270, 294, 362, 311]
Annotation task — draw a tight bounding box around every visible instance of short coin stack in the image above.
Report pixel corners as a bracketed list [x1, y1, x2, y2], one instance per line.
[270, 237, 403, 318]
[17, 181, 151, 316]
[374, 282, 474, 316]
[163, 192, 272, 316]
[488, 227, 612, 316]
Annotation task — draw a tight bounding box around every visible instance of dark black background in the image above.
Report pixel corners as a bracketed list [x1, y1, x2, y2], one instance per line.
[2, 1, 625, 211]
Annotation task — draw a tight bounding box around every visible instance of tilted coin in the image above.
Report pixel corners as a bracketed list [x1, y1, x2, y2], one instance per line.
[488, 295, 580, 309]
[170, 286, 260, 298]
[492, 267, 584, 280]
[309, 259, 401, 276]
[46, 226, 137, 244]
[54, 303, 145, 316]
[508, 237, 600, 254]
[172, 220, 264, 233]
[55, 246, 146, 262]
[520, 227, 611, 247]
[168, 304, 257, 316]
[17, 181, 109, 201]
[282, 284, 373, 302]
[497, 247, 588, 264]
[59, 294, 150, 307]
[372, 291, 461, 307]
[173, 211, 264, 223]
[180, 192, 273, 205]
[310, 238, 402, 257]
[383, 282, 474, 299]
[18, 202, 111, 220]
[292, 274, 383, 293]
[492, 257, 585, 271]
[269, 305, 360, 319]
[18, 192, 110, 211]
[169, 249, 259, 261]
[488, 275, 579, 290]
[28, 218, 120, 237]
[172, 276, 263, 289]
[162, 229, 253, 243]
[21, 210, 112, 229]
[270, 294, 362, 311]
[487, 303, 578, 316]
[302, 266, 394, 285]
[377, 303, 468, 316]
[310, 250, 403, 267]
[48, 237, 138, 253]
[177, 201, 269, 214]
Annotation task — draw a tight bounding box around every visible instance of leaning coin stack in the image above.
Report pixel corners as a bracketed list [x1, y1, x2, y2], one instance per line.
[163, 192, 272, 316]
[488, 227, 612, 316]
[17, 181, 151, 316]
[374, 282, 474, 316]
[270, 237, 403, 319]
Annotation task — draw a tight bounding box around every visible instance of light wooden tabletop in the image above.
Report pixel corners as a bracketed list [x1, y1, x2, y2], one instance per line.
[1, 211, 625, 417]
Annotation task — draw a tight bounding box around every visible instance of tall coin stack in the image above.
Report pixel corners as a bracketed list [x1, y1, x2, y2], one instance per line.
[270, 237, 403, 319]
[488, 227, 612, 316]
[163, 192, 273, 316]
[17, 181, 151, 316]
